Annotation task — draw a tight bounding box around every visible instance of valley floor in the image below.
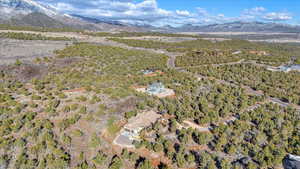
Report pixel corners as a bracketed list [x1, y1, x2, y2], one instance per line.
[0, 29, 299, 169]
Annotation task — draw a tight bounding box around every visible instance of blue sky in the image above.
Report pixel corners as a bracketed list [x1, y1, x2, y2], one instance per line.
[37, 0, 300, 26]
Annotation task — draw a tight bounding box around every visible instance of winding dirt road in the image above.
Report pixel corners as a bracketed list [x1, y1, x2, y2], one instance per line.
[1, 30, 298, 111]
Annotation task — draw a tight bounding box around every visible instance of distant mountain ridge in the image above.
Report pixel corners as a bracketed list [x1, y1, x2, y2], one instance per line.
[70, 14, 125, 26]
[0, 0, 143, 31]
[1, 0, 300, 33]
[174, 21, 300, 33]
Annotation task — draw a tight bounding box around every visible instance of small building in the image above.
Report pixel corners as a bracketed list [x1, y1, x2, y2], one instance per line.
[267, 65, 300, 73]
[283, 154, 300, 169]
[279, 66, 292, 72]
[62, 88, 87, 98]
[133, 82, 175, 98]
[283, 65, 300, 72]
[249, 50, 269, 56]
[142, 69, 155, 75]
[146, 82, 166, 95]
[124, 110, 161, 136]
[232, 50, 242, 55]
[141, 69, 164, 77]
[113, 111, 161, 148]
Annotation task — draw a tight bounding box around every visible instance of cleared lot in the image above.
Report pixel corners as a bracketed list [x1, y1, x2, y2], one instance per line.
[0, 38, 69, 65]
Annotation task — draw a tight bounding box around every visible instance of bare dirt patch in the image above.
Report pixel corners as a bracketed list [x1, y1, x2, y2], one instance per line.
[52, 57, 82, 69]
[0, 56, 82, 82]
[0, 38, 69, 65]
[0, 63, 48, 81]
[113, 97, 137, 113]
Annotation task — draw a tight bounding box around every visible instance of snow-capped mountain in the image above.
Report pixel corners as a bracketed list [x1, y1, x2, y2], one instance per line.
[0, 0, 60, 18]
[0, 0, 144, 31]
[0, 0, 78, 29]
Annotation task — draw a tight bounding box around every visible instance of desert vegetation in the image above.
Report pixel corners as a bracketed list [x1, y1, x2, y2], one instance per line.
[0, 24, 81, 32]
[110, 38, 300, 66]
[85, 31, 199, 38]
[0, 30, 299, 169]
[189, 64, 300, 105]
[0, 32, 72, 41]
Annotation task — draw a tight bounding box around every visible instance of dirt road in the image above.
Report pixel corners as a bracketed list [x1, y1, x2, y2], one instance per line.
[1, 30, 298, 111]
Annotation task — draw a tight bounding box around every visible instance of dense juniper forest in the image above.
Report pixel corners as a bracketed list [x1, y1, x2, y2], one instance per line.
[0, 28, 299, 169]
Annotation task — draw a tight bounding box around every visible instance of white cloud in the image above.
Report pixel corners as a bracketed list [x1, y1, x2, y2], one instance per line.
[253, 7, 266, 12]
[55, 2, 76, 11]
[196, 7, 208, 16]
[218, 14, 225, 18]
[176, 10, 191, 17]
[244, 7, 266, 16]
[262, 12, 292, 21]
[240, 6, 266, 21]
[36, 0, 294, 26]
[241, 7, 293, 23]
[39, 0, 173, 24]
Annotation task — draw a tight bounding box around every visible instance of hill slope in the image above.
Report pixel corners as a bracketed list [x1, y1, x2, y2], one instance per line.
[0, 0, 142, 31]
[8, 12, 66, 28]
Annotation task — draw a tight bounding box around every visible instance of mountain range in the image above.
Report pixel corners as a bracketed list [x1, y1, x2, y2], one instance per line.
[1, 0, 300, 33]
[0, 0, 144, 31]
[174, 22, 300, 33]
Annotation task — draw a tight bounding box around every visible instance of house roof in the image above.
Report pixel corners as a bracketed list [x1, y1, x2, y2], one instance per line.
[124, 110, 161, 131]
[146, 82, 166, 94]
[283, 154, 300, 169]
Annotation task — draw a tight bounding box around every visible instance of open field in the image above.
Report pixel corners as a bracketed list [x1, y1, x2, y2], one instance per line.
[0, 38, 69, 65]
[180, 31, 299, 35]
[121, 36, 198, 43]
[192, 31, 300, 43]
